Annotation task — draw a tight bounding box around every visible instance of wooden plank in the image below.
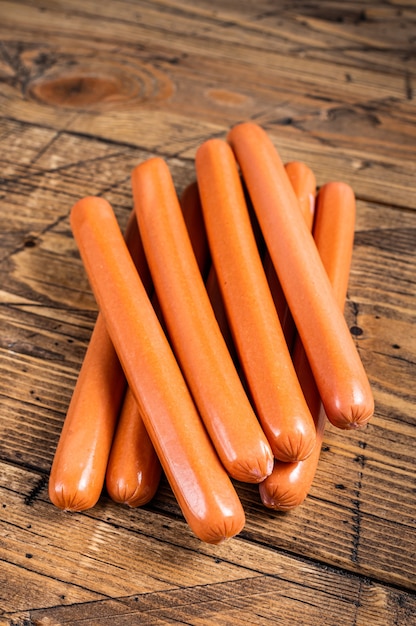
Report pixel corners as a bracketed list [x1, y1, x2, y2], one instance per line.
[1, 0, 415, 73]
[8, 579, 416, 626]
[2, 463, 415, 626]
[0, 0, 412, 105]
[0, 2, 415, 208]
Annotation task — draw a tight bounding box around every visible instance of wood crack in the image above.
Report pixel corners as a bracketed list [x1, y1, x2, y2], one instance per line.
[351, 452, 366, 564]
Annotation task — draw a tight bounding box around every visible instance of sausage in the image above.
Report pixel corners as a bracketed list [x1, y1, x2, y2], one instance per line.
[207, 162, 316, 369]
[205, 264, 239, 364]
[284, 161, 316, 231]
[48, 209, 151, 512]
[106, 214, 162, 508]
[264, 161, 317, 348]
[179, 180, 211, 279]
[180, 181, 238, 362]
[260, 181, 358, 509]
[48, 313, 126, 511]
[195, 139, 316, 462]
[106, 181, 212, 508]
[70, 195, 245, 543]
[131, 158, 273, 483]
[228, 122, 374, 429]
[105, 385, 162, 507]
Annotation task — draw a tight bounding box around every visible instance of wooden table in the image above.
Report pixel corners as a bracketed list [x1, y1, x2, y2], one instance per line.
[1, 1, 415, 624]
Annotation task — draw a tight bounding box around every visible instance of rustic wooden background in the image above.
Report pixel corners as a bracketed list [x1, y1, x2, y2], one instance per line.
[0, 1, 415, 624]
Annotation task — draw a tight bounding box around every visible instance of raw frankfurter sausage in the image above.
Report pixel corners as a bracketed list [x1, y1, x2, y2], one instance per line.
[195, 139, 316, 462]
[260, 181, 357, 509]
[207, 161, 316, 364]
[105, 385, 162, 507]
[48, 209, 151, 512]
[228, 122, 374, 429]
[70, 196, 245, 543]
[131, 158, 273, 483]
[106, 182, 210, 508]
[123, 209, 154, 296]
[264, 161, 317, 348]
[179, 181, 211, 279]
[180, 181, 239, 362]
[48, 313, 126, 511]
[284, 161, 316, 231]
[205, 264, 238, 363]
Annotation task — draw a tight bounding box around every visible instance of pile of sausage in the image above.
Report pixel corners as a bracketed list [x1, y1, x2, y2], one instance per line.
[48, 123, 374, 544]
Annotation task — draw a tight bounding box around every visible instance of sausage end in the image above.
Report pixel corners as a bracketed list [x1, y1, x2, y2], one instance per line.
[106, 468, 162, 508]
[259, 477, 308, 511]
[190, 513, 246, 544]
[271, 428, 317, 463]
[326, 402, 374, 431]
[48, 481, 99, 512]
[226, 442, 274, 484]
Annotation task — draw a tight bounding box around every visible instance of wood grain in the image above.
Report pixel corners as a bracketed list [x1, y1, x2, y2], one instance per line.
[0, 1, 415, 624]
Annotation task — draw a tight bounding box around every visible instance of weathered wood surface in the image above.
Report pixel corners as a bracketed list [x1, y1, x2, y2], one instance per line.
[0, 1, 415, 624]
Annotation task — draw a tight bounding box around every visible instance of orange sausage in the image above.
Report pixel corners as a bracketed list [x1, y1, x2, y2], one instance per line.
[264, 161, 317, 348]
[123, 209, 153, 296]
[207, 162, 316, 365]
[284, 161, 316, 231]
[105, 385, 162, 507]
[195, 139, 316, 462]
[48, 209, 151, 512]
[131, 158, 273, 483]
[180, 180, 235, 353]
[205, 265, 238, 362]
[70, 196, 245, 543]
[106, 184, 210, 508]
[260, 181, 357, 509]
[48, 313, 126, 511]
[179, 181, 211, 279]
[228, 122, 374, 429]
[181, 181, 238, 362]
